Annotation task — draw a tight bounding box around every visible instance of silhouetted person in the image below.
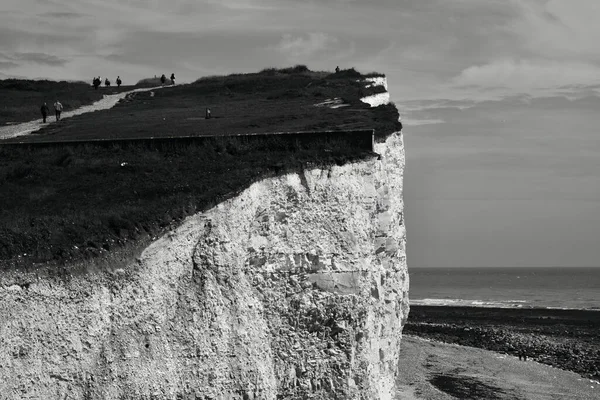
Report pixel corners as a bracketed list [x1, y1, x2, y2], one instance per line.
[160, 74, 166, 85]
[205, 108, 211, 119]
[116, 76, 122, 87]
[518, 350, 528, 361]
[40, 102, 49, 123]
[105, 78, 111, 87]
[53, 100, 63, 121]
[93, 77, 101, 90]
[170, 73, 175, 85]
[335, 66, 340, 73]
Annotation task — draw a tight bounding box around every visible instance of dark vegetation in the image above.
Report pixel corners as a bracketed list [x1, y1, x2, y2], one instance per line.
[0, 79, 153, 125]
[0, 66, 401, 273]
[406, 305, 600, 381]
[0, 138, 374, 273]
[5, 65, 397, 143]
[135, 77, 174, 87]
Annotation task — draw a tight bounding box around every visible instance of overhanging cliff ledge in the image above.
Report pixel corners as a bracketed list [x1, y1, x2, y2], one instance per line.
[0, 66, 407, 399]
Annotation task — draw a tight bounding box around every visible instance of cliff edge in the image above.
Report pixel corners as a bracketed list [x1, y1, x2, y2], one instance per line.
[0, 75, 407, 399]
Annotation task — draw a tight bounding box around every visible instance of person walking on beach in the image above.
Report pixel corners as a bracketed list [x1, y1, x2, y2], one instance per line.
[40, 102, 49, 123]
[160, 74, 166, 86]
[116, 76, 122, 87]
[170, 73, 175, 85]
[53, 100, 63, 121]
[518, 350, 528, 361]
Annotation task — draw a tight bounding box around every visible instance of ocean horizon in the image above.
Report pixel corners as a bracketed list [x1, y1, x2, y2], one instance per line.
[408, 266, 600, 311]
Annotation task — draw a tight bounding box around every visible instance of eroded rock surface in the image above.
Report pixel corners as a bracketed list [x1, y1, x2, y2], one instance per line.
[0, 131, 407, 399]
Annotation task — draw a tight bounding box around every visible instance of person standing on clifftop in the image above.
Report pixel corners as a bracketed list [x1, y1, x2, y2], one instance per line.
[116, 76, 122, 87]
[53, 100, 63, 121]
[160, 74, 166, 86]
[40, 102, 49, 123]
[170, 73, 175, 85]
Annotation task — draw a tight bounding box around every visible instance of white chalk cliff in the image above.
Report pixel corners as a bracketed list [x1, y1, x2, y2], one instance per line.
[360, 77, 391, 108]
[0, 78, 407, 399]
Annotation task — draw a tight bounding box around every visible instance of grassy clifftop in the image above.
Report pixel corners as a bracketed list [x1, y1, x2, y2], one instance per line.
[0, 66, 402, 274]
[0, 79, 147, 125]
[8, 67, 398, 143]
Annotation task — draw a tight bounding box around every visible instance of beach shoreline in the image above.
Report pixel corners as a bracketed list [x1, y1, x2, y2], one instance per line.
[396, 335, 599, 400]
[404, 305, 600, 381]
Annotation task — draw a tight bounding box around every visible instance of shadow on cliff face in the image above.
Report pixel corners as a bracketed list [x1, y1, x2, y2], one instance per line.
[429, 374, 522, 400]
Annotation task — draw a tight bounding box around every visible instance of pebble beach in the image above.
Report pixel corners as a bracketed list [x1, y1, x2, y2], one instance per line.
[396, 335, 599, 400]
[401, 304, 600, 399]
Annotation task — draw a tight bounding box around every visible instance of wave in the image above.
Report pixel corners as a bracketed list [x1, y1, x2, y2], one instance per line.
[410, 298, 528, 308]
[410, 298, 600, 311]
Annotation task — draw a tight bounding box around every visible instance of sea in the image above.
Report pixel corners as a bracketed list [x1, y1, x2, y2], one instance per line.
[408, 267, 600, 311]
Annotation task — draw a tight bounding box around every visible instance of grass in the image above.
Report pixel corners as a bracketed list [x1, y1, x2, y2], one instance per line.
[7, 68, 398, 144]
[135, 77, 175, 87]
[0, 78, 161, 125]
[0, 137, 375, 272]
[0, 66, 401, 272]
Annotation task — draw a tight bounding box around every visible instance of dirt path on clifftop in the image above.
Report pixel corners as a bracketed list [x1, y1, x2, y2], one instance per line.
[0, 86, 164, 140]
[396, 336, 599, 400]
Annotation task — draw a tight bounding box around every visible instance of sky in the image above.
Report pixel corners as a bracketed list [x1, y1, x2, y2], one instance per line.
[1, 0, 599, 268]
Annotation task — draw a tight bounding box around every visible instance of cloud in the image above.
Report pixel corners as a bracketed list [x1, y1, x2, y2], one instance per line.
[507, 0, 600, 62]
[0, 61, 19, 68]
[44, 12, 83, 18]
[273, 33, 338, 58]
[13, 52, 68, 66]
[403, 118, 446, 126]
[451, 59, 600, 93]
[0, 71, 26, 79]
[2, 0, 599, 101]
[0, 51, 67, 70]
[199, 0, 276, 11]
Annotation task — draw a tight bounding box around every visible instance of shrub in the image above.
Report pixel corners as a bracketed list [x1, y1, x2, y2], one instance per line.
[258, 65, 311, 75]
[5, 165, 33, 181]
[259, 68, 278, 76]
[278, 65, 310, 74]
[135, 77, 164, 87]
[55, 150, 75, 167]
[326, 68, 363, 80]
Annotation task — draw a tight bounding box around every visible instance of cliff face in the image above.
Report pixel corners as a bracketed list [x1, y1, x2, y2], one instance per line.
[0, 82, 407, 400]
